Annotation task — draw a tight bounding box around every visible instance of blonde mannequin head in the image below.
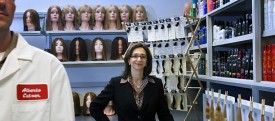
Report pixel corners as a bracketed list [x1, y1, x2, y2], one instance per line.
[132, 5, 147, 22]
[46, 5, 63, 31]
[78, 4, 93, 30]
[104, 5, 122, 30]
[92, 5, 106, 30]
[62, 5, 79, 30]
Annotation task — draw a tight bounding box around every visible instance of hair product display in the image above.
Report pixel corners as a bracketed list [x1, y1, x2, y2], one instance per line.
[215, 90, 223, 121]
[248, 96, 254, 121]
[237, 94, 242, 121]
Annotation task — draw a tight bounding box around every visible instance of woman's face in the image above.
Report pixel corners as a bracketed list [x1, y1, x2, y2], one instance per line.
[86, 95, 92, 108]
[81, 8, 91, 22]
[94, 40, 103, 53]
[118, 39, 123, 54]
[120, 6, 130, 22]
[65, 7, 75, 22]
[129, 47, 147, 71]
[55, 39, 64, 54]
[135, 6, 144, 22]
[26, 12, 33, 26]
[50, 7, 59, 22]
[75, 40, 79, 55]
[108, 6, 117, 21]
[95, 7, 105, 22]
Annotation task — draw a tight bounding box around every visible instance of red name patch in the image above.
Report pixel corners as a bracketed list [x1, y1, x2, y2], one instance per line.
[17, 84, 48, 101]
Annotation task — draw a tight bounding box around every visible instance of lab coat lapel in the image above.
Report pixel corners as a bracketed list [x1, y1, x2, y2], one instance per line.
[0, 34, 33, 81]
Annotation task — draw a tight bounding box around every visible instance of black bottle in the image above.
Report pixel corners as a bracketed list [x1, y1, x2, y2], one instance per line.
[238, 18, 243, 36]
[249, 50, 253, 79]
[245, 14, 249, 35]
[248, 14, 253, 34]
[213, 51, 217, 76]
[242, 17, 246, 35]
[235, 19, 239, 37]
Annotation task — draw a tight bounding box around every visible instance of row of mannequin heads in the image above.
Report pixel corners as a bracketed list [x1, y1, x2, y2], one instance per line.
[73, 92, 115, 116]
[23, 4, 148, 31]
[50, 36, 128, 61]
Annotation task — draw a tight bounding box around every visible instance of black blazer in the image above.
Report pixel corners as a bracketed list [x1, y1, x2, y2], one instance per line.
[90, 76, 174, 121]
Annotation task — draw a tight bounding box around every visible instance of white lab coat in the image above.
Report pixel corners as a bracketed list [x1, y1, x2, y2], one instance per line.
[0, 33, 75, 121]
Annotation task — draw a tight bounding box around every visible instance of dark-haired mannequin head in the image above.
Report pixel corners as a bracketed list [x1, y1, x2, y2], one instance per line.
[132, 5, 147, 22]
[92, 5, 106, 30]
[62, 5, 79, 31]
[46, 5, 63, 31]
[91, 37, 106, 61]
[69, 37, 88, 61]
[78, 4, 93, 30]
[72, 92, 81, 116]
[110, 37, 127, 60]
[51, 38, 68, 62]
[23, 9, 41, 31]
[105, 5, 121, 30]
[83, 92, 96, 116]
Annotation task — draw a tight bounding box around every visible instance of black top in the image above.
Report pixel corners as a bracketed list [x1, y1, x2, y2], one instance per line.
[90, 76, 174, 121]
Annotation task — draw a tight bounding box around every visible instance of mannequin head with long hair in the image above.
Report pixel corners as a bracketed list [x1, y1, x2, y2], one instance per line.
[119, 4, 132, 23]
[78, 4, 93, 30]
[69, 37, 88, 61]
[83, 92, 97, 116]
[104, 5, 122, 30]
[92, 5, 106, 30]
[46, 5, 63, 31]
[72, 92, 81, 116]
[62, 5, 79, 30]
[110, 37, 128, 60]
[91, 37, 107, 61]
[51, 38, 68, 62]
[132, 5, 147, 22]
[23, 9, 41, 31]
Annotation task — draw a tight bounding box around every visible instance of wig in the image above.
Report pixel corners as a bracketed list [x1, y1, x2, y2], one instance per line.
[119, 4, 133, 23]
[132, 5, 148, 22]
[78, 4, 93, 30]
[51, 38, 68, 62]
[110, 37, 128, 60]
[92, 5, 106, 30]
[83, 92, 97, 116]
[69, 37, 88, 61]
[72, 92, 81, 116]
[104, 5, 122, 30]
[62, 5, 79, 30]
[23, 9, 41, 31]
[46, 5, 63, 31]
[91, 37, 107, 61]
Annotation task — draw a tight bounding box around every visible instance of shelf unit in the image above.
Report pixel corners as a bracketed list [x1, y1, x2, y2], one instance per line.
[183, 0, 275, 106]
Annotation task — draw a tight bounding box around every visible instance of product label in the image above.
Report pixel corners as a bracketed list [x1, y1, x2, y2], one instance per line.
[17, 84, 48, 101]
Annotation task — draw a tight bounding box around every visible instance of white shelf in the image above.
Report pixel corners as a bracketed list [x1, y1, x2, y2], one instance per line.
[45, 30, 127, 36]
[206, 0, 245, 17]
[190, 44, 207, 51]
[213, 33, 253, 46]
[70, 81, 109, 88]
[62, 60, 124, 67]
[18, 31, 44, 36]
[262, 29, 275, 37]
[256, 81, 275, 92]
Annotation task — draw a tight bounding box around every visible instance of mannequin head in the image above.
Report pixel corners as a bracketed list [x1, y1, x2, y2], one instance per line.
[72, 92, 81, 116]
[132, 5, 147, 22]
[69, 37, 88, 61]
[92, 5, 106, 30]
[23, 9, 41, 31]
[183, 2, 192, 16]
[82, 92, 96, 116]
[119, 4, 132, 23]
[51, 38, 68, 62]
[110, 37, 128, 60]
[91, 37, 106, 61]
[46, 5, 63, 31]
[78, 4, 93, 30]
[62, 5, 79, 30]
[105, 5, 122, 30]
